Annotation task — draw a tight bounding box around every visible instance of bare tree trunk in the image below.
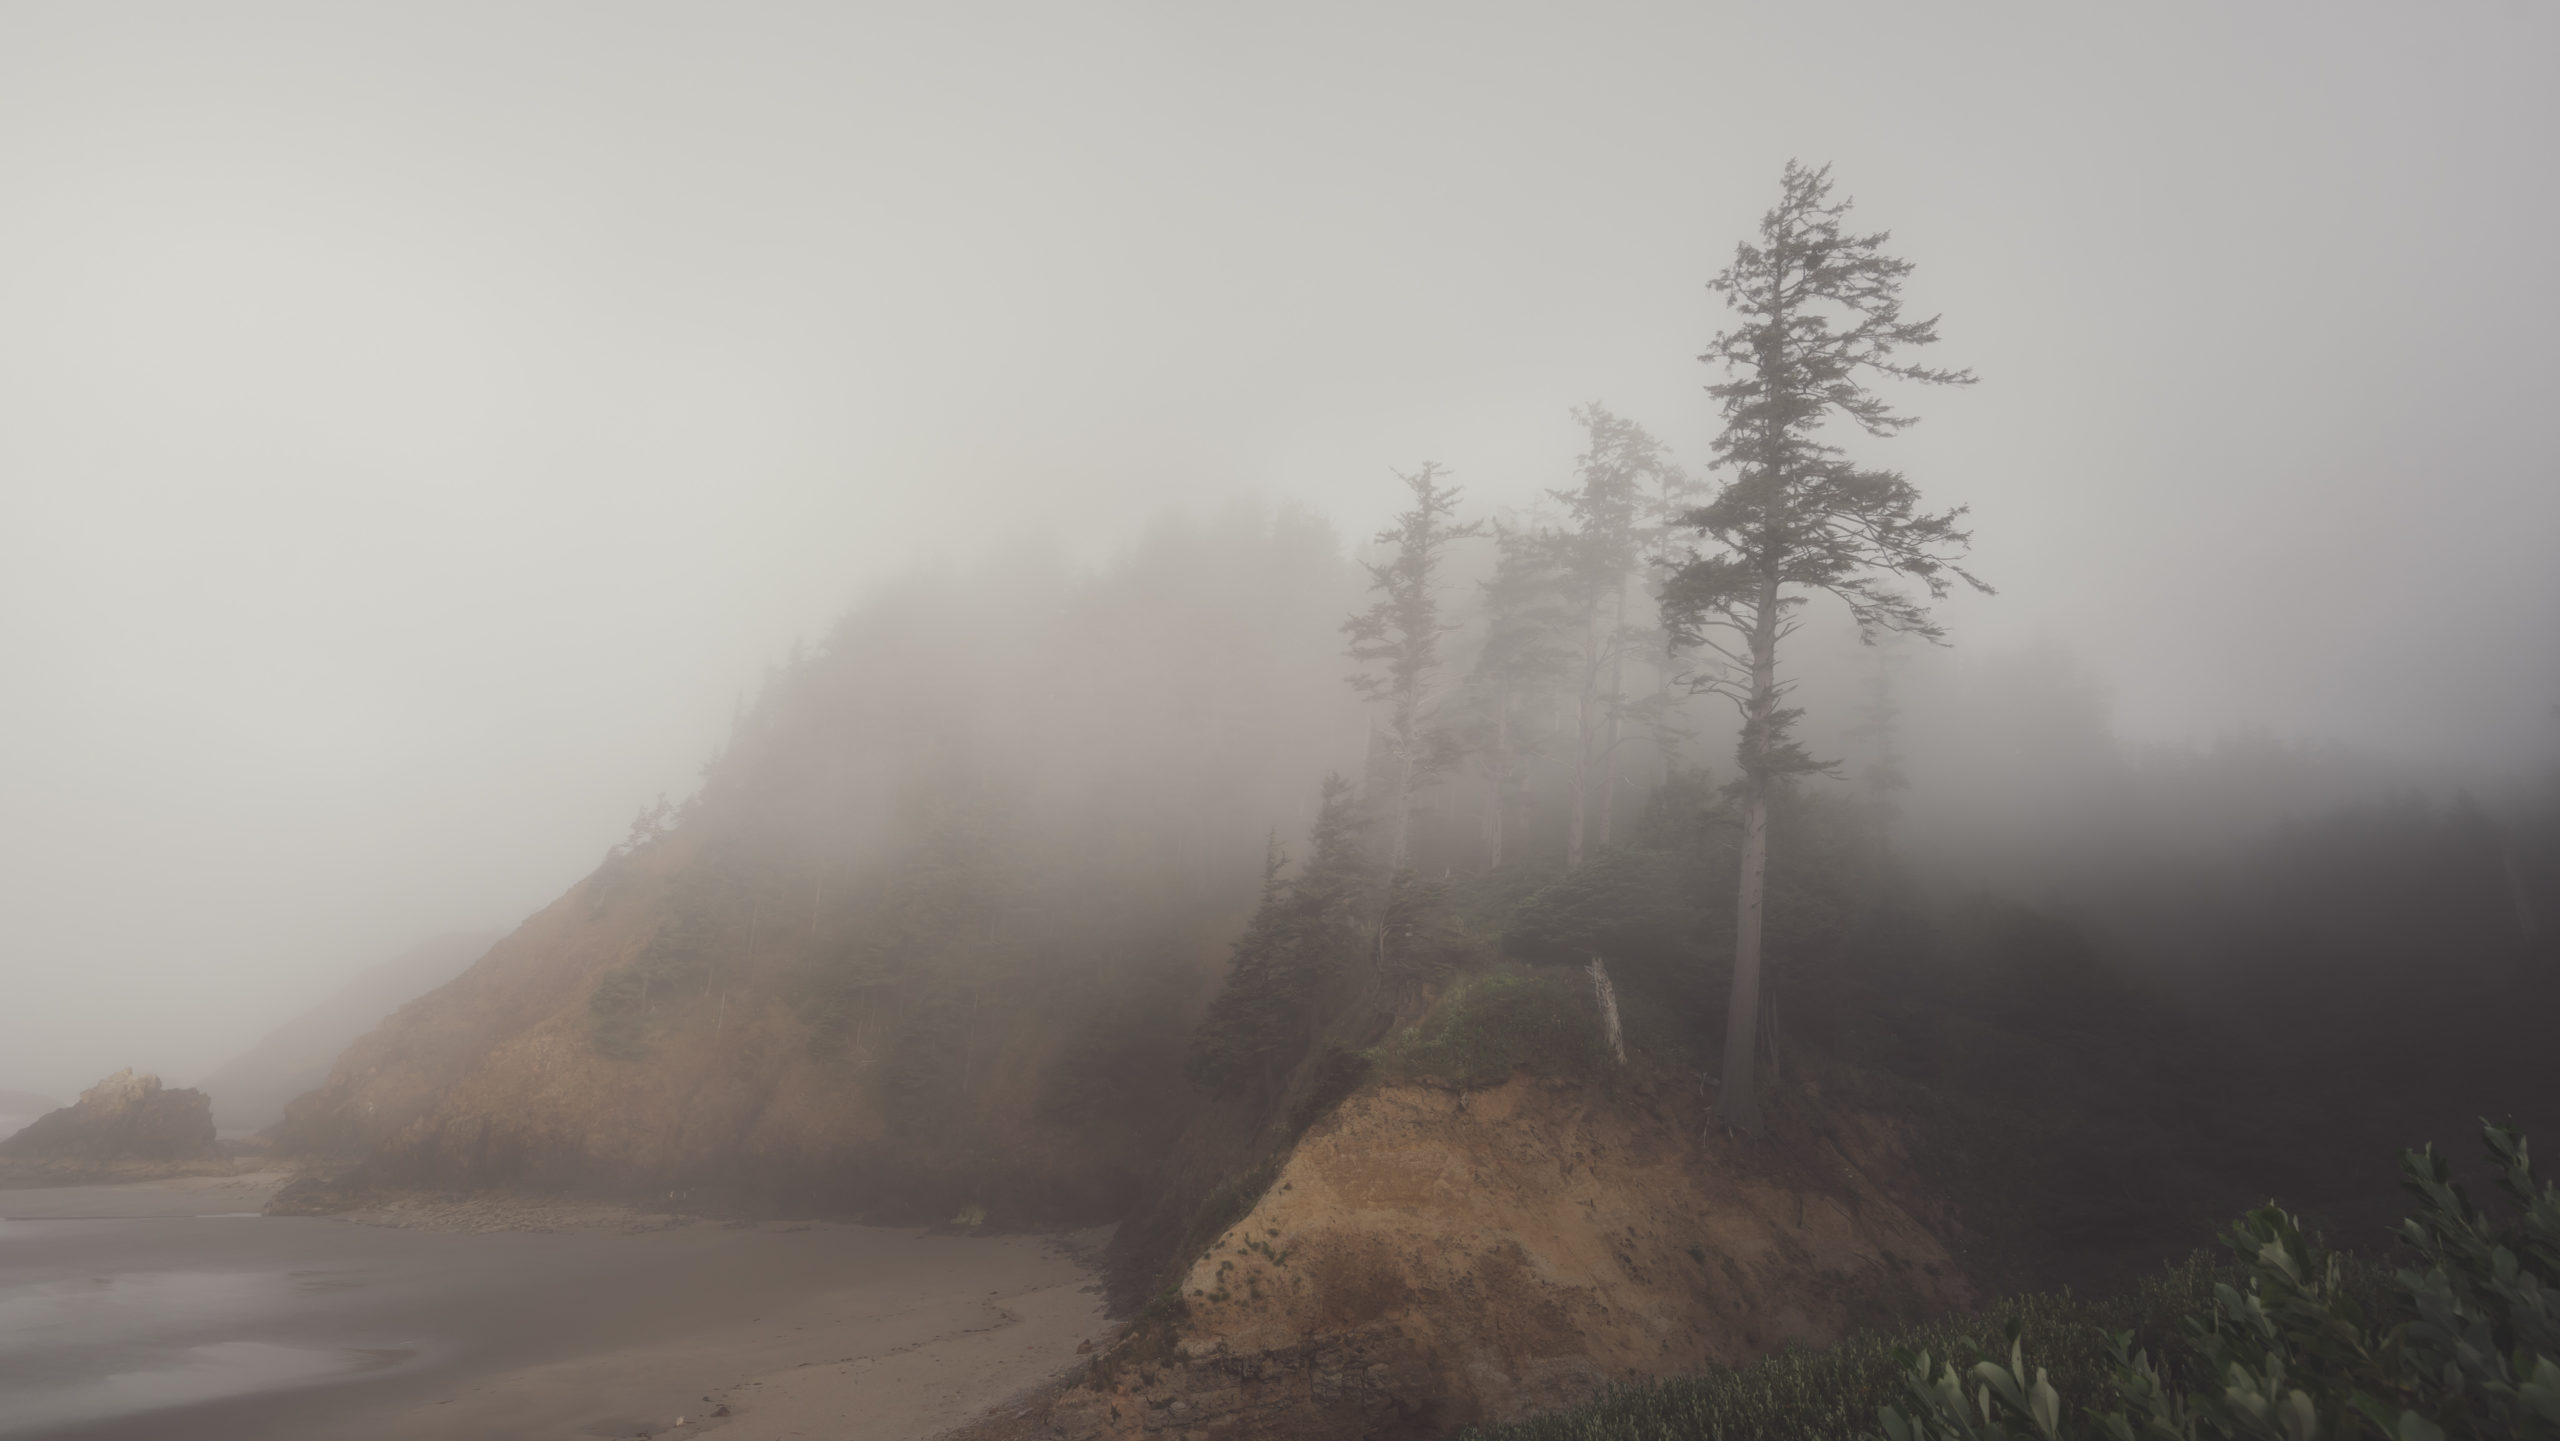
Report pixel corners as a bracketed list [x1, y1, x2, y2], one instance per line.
[1765, 988, 1780, 1083]
[2505, 848, 2541, 942]
[1565, 698, 1589, 871]
[1597, 581, 1629, 849]
[1587, 957, 1626, 1065]
[1654, 660, 1679, 789]
[1567, 611, 1599, 870]
[1485, 698, 1511, 869]
[1388, 741, 1416, 872]
[1718, 579, 1782, 1138]
[1721, 784, 1769, 1134]
[1597, 710, 1622, 847]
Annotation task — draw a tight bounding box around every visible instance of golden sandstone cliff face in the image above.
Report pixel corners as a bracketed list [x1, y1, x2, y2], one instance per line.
[1053, 1075, 1965, 1441]
[273, 832, 1123, 1217]
[276, 837, 700, 1183]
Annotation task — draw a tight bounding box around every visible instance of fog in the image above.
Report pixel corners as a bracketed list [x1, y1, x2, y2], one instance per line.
[2, 2, 2555, 1098]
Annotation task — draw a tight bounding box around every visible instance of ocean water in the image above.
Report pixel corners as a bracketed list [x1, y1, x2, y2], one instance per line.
[0, 1212, 469, 1438]
[0, 1187, 1016, 1441]
[0, 1202, 755, 1441]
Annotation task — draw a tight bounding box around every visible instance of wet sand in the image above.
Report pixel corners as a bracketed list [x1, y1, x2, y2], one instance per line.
[0, 1174, 1111, 1441]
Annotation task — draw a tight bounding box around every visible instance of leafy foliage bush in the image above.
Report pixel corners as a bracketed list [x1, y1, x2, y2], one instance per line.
[1504, 842, 1710, 974]
[1878, 1123, 2557, 1441]
[1463, 1257, 2222, 1441]
[1380, 963, 1608, 1089]
[1468, 1125, 2557, 1441]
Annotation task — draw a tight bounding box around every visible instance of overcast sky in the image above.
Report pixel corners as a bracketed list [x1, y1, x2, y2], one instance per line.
[2, 2, 2555, 1095]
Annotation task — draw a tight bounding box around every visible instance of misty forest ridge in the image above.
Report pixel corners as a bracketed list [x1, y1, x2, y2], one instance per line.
[2, 7, 2556, 1441]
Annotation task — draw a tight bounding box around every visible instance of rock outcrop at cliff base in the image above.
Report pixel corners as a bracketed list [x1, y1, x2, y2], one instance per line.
[1052, 1074, 1968, 1441]
[0, 1069, 228, 1184]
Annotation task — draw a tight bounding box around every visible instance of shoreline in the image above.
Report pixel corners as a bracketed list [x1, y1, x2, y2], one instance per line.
[2, 1173, 1117, 1441]
[0, 1167, 295, 1219]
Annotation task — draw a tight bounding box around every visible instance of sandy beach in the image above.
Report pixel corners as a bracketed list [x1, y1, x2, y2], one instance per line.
[0, 1173, 1113, 1441]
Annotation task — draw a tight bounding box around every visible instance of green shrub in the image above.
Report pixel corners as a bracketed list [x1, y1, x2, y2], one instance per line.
[1473, 1124, 2557, 1441]
[1381, 963, 1609, 1089]
[1877, 1122, 2558, 1441]
[1462, 1259, 2220, 1441]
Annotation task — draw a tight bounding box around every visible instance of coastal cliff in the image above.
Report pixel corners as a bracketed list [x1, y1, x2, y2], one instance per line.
[259, 515, 2000, 1438]
[1053, 1075, 1962, 1440]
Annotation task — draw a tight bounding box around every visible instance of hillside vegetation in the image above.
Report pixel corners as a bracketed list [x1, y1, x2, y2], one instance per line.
[1467, 1122, 2559, 1441]
[265, 164, 2560, 1439]
[279, 509, 1369, 1218]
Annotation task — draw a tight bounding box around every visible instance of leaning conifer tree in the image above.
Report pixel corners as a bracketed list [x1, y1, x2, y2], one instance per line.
[1663, 162, 1986, 1136]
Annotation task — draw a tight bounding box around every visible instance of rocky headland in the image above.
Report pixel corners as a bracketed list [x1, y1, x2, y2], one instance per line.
[238, 542, 2005, 1441]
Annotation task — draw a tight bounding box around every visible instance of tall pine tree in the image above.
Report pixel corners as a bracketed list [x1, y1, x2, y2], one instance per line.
[1460, 522, 1571, 869]
[1345, 463, 1482, 872]
[1187, 777, 1374, 1101]
[1554, 403, 1682, 869]
[1663, 162, 1986, 1136]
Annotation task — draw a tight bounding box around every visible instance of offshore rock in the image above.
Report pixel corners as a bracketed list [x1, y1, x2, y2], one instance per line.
[0, 1069, 225, 1183]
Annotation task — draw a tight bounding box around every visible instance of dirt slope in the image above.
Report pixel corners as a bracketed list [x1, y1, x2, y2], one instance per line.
[272, 833, 909, 1201]
[275, 839, 693, 1180]
[1052, 1073, 1966, 1440]
[272, 826, 1192, 1220]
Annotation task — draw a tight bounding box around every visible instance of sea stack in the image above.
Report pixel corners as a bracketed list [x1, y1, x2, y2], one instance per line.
[0, 1069, 218, 1166]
